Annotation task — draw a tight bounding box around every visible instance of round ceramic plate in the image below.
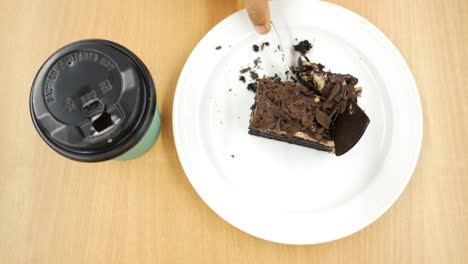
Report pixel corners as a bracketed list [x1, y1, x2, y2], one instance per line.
[173, 0, 422, 244]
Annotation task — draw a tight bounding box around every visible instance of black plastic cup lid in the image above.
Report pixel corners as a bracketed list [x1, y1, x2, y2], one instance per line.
[30, 39, 156, 162]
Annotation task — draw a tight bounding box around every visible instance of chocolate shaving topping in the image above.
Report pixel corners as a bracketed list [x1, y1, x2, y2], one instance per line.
[326, 82, 341, 102]
[249, 79, 336, 143]
[315, 109, 331, 129]
[239, 76, 246, 83]
[247, 82, 257, 93]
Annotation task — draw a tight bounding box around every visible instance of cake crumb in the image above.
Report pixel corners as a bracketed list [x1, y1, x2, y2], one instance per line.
[293, 40, 312, 55]
[240, 67, 251, 74]
[247, 82, 257, 93]
[253, 44, 259, 52]
[250, 71, 259, 80]
[253, 57, 261, 68]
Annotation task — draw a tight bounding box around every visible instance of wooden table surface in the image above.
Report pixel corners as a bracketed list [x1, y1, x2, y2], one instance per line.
[1, 0, 467, 263]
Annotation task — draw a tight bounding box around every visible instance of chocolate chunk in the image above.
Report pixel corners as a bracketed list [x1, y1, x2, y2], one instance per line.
[253, 44, 259, 52]
[240, 67, 251, 74]
[315, 109, 332, 129]
[293, 40, 312, 55]
[239, 76, 246, 83]
[215, 46, 222, 50]
[331, 100, 369, 156]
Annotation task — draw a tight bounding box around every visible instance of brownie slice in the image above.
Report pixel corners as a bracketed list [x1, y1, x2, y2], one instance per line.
[248, 56, 367, 155]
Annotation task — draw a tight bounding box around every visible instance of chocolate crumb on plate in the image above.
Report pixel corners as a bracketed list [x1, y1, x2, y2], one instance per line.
[293, 40, 312, 55]
[253, 44, 259, 52]
[254, 57, 261, 66]
[261, 42, 270, 50]
[250, 71, 259, 80]
[240, 67, 251, 74]
[239, 76, 246, 83]
[215, 46, 222, 50]
[247, 82, 257, 93]
[230, 154, 235, 158]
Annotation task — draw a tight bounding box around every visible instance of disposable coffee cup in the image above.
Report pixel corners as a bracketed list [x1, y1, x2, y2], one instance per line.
[30, 39, 161, 162]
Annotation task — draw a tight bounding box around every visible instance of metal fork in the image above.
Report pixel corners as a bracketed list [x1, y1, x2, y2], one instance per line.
[270, 22, 299, 81]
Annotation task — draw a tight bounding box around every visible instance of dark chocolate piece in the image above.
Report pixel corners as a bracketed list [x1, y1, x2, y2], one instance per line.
[215, 46, 222, 50]
[293, 40, 312, 55]
[331, 100, 369, 156]
[239, 76, 246, 83]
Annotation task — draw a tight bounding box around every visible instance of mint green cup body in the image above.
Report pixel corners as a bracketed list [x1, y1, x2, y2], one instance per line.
[30, 39, 161, 162]
[115, 109, 161, 160]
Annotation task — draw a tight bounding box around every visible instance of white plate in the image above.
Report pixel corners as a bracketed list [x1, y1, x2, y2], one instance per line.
[173, 0, 422, 244]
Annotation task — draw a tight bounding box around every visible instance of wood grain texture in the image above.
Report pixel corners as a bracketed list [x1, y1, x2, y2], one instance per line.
[0, 0, 467, 263]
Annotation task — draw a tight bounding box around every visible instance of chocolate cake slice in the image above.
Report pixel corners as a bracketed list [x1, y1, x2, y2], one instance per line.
[248, 56, 369, 156]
